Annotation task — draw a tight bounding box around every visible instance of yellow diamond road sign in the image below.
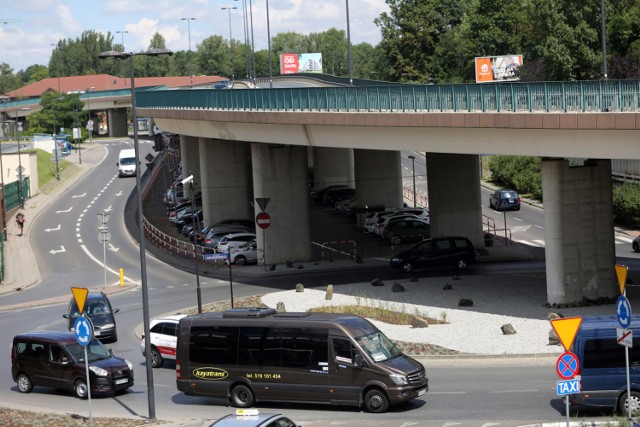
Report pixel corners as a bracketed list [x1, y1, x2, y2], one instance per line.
[616, 264, 629, 295]
[71, 287, 89, 315]
[550, 316, 583, 351]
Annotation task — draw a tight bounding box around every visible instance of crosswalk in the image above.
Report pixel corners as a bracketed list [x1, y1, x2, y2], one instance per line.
[513, 235, 634, 248]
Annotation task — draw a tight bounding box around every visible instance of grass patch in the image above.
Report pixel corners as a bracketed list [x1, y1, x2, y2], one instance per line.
[36, 149, 81, 194]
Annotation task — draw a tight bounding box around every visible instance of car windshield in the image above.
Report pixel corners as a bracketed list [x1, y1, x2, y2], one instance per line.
[120, 157, 136, 165]
[64, 339, 112, 363]
[355, 331, 402, 362]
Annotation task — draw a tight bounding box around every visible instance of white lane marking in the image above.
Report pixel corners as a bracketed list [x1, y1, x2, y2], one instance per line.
[617, 236, 633, 243]
[72, 193, 86, 198]
[512, 217, 523, 222]
[79, 244, 140, 285]
[489, 389, 538, 394]
[45, 225, 61, 232]
[56, 207, 73, 213]
[533, 239, 545, 246]
[49, 246, 66, 254]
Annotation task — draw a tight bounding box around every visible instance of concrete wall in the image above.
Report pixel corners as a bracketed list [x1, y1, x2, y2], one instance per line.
[312, 147, 355, 191]
[251, 144, 312, 264]
[354, 149, 403, 209]
[427, 153, 483, 248]
[180, 136, 200, 198]
[107, 108, 128, 137]
[542, 158, 617, 304]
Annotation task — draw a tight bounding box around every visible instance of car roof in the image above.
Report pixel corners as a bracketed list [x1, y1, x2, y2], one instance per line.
[152, 314, 187, 323]
[14, 330, 78, 343]
[221, 232, 256, 238]
[210, 413, 287, 426]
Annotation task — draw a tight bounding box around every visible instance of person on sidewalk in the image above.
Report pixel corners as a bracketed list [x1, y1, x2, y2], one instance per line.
[16, 212, 25, 236]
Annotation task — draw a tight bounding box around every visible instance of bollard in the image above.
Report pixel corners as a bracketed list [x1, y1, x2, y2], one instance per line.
[119, 268, 124, 287]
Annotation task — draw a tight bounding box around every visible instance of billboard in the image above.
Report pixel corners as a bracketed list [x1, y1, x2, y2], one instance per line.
[279, 53, 323, 74]
[475, 55, 523, 83]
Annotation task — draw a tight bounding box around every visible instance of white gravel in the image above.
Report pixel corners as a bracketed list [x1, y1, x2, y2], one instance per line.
[260, 273, 616, 355]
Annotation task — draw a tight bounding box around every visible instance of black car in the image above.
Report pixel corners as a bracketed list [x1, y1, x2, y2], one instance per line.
[390, 236, 477, 273]
[310, 184, 348, 204]
[489, 189, 521, 211]
[63, 292, 119, 343]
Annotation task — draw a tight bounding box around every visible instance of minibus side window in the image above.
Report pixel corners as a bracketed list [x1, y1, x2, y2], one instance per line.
[238, 327, 281, 367]
[333, 338, 356, 365]
[583, 338, 640, 369]
[281, 328, 328, 370]
[190, 326, 238, 364]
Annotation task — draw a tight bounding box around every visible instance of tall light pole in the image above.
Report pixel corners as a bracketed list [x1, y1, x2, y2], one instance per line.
[408, 155, 416, 208]
[345, 0, 353, 86]
[0, 119, 6, 240]
[239, 0, 250, 78]
[16, 113, 25, 209]
[99, 47, 173, 421]
[222, 6, 238, 80]
[97, 213, 110, 289]
[182, 174, 202, 313]
[266, 0, 273, 88]
[600, 0, 608, 79]
[249, 0, 256, 82]
[85, 87, 95, 143]
[116, 30, 129, 51]
[181, 18, 196, 85]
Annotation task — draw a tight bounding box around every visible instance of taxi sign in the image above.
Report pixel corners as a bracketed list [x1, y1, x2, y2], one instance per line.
[550, 316, 583, 351]
[71, 287, 89, 315]
[557, 379, 580, 396]
[616, 264, 629, 295]
[236, 409, 259, 416]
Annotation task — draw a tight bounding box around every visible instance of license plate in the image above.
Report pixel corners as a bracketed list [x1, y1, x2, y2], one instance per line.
[115, 378, 128, 385]
[417, 388, 426, 396]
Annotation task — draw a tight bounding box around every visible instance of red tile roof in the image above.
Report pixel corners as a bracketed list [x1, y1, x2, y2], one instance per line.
[5, 74, 228, 99]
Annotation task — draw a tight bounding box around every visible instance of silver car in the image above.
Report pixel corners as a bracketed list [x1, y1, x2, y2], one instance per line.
[209, 410, 300, 427]
[229, 240, 257, 265]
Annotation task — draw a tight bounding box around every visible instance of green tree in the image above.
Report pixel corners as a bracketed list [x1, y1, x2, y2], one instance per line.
[308, 28, 348, 76]
[488, 155, 542, 199]
[0, 63, 21, 94]
[28, 91, 83, 135]
[197, 36, 230, 77]
[49, 31, 115, 77]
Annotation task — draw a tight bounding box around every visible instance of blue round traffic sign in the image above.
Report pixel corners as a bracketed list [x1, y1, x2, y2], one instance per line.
[74, 316, 93, 347]
[556, 351, 580, 380]
[616, 295, 632, 329]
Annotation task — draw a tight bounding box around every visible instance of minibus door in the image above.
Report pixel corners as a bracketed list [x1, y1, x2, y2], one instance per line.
[330, 337, 369, 404]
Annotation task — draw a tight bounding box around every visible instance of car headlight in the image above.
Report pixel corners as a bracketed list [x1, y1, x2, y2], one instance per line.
[101, 323, 115, 329]
[89, 366, 108, 377]
[125, 359, 133, 370]
[391, 257, 400, 262]
[389, 373, 408, 385]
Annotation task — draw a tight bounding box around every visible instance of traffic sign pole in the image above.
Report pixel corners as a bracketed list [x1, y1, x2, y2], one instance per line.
[74, 315, 94, 426]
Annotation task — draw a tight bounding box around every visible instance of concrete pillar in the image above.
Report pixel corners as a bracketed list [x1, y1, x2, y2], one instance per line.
[312, 147, 355, 190]
[199, 138, 253, 226]
[427, 153, 483, 248]
[252, 144, 312, 264]
[180, 136, 201, 198]
[107, 108, 128, 137]
[542, 158, 617, 305]
[354, 149, 403, 209]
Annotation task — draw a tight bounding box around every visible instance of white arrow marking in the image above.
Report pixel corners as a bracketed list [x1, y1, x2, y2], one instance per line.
[45, 224, 61, 232]
[56, 207, 73, 214]
[115, 191, 123, 197]
[108, 243, 119, 252]
[72, 193, 86, 198]
[49, 246, 66, 254]
[480, 423, 502, 427]
[104, 206, 113, 212]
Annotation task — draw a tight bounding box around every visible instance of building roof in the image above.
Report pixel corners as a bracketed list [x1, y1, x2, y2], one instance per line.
[5, 74, 228, 99]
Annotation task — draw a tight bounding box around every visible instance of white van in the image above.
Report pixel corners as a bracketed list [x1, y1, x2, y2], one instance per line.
[117, 148, 137, 177]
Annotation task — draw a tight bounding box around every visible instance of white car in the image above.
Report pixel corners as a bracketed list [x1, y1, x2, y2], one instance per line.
[216, 232, 257, 253]
[229, 240, 258, 265]
[141, 314, 186, 368]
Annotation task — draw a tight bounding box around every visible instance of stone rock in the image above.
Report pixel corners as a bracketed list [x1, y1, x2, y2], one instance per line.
[325, 284, 334, 300]
[269, 264, 276, 271]
[371, 278, 384, 287]
[286, 260, 293, 268]
[411, 317, 429, 328]
[295, 283, 304, 292]
[392, 282, 405, 293]
[548, 312, 563, 320]
[549, 329, 560, 345]
[276, 302, 286, 312]
[501, 324, 516, 335]
[443, 283, 452, 290]
[458, 298, 473, 307]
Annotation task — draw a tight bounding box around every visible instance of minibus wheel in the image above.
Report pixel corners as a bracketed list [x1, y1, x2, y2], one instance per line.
[619, 391, 640, 417]
[364, 388, 389, 413]
[74, 379, 88, 399]
[231, 384, 254, 408]
[17, 373, 33, 393]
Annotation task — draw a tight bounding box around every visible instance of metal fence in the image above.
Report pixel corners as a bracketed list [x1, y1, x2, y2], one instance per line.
[136, 79, 640, 113]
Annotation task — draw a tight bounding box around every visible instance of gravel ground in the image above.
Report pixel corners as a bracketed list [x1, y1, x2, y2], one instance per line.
[260, 272, 617, 355]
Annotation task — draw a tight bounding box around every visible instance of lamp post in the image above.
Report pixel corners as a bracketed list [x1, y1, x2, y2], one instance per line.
[99, 47, 173, 421]
[116, 30, 129, 51]
[222, 6, 238, 80]
[266, 0, 273, 88]
[182, 174, 202, 313]
[181, 18, 196, 85]
[85, 87, 95, 144]
[0, 120, 6, 240]
[239, 0, 250, 78]
[345, 0, 353, 86]
[16, 108, 30, 209]
[408, 155, 416, 208]
[600, 0, 608, 79]
[97, 213, 110, 289]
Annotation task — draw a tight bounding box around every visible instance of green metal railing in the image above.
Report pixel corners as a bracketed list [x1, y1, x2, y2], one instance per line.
[5, 178, 30, 211]
[136, 79, 640, 113]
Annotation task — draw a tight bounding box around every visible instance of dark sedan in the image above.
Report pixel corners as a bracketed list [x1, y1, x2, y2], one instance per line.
[489, 189, 521, 211]
[390, 236, 477, 273]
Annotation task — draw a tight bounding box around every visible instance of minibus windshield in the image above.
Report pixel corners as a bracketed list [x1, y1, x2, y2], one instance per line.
[356, 331, 402, 362]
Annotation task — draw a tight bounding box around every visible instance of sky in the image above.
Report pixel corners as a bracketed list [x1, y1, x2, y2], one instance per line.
[0, 0, 390, 73]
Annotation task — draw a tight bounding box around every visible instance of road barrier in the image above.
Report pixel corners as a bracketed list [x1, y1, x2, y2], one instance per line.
[316, 240, 358, 261]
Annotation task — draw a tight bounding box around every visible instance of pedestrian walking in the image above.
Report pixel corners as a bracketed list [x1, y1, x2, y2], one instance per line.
[16, 211, 25, 236]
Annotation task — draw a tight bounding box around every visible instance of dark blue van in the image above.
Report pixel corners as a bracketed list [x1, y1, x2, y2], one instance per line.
[569, 315, 640, 416]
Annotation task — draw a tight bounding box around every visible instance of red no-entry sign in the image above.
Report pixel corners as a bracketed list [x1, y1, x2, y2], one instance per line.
[256, 211, 271, 229]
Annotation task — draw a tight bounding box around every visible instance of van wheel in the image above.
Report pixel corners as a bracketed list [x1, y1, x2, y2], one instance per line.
[619, 391, 640, 416]
[235, 256, 247, 266]
[402, 261, 414, 273]
[74, 379, 88, 399]
[150, 347, 163, 368]
[17, 373, 33, 393]
[231, 384, 254, 408]
[364, 388, 389, 413]
[455, 259, 469, 271]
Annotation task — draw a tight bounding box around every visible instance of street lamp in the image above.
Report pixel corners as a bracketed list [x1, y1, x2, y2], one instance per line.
[345, 0, 353, 86]
[266, 0, 273, 88]
[97, 213, 110, 289]
[408, 155, 416, 208]
[85, 87, 96, 143]
[99, 47, 173, 421]
[16, 107, 30, 209]
[182, 174, 202, 314]
[181, 18, 196, 85]
[116, 30, 129, 51]
[221, 6, 238, 80]
[0, 119, 7, 240]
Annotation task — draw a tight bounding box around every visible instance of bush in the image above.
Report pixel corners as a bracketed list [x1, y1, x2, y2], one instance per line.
[612, 182, 640, 228]
[488, 155, 543, 199]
